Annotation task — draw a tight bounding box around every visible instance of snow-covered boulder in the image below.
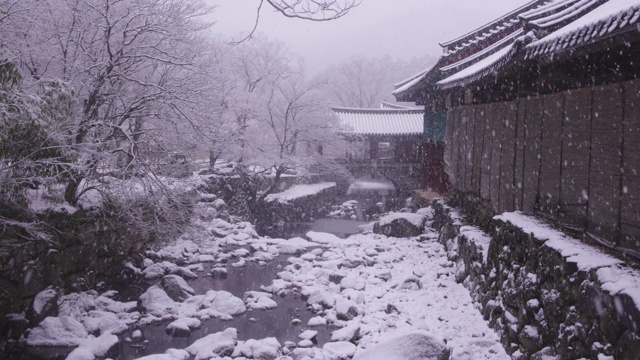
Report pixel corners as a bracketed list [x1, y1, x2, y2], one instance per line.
[161, 275, 195, 302]
[82, 310, 125, 335]
[134, 348, 190, 360]
[27, 287, 59, 325]
[138, 286, 177, 317]
[232, 337, 281, 360]
[244, 291, 278, 310]
[198, 290, 246, 316]
[352, 331, 447, 360]
[331, 323, 360, 342]
[185, 328, 238, 359]
[306, 289, 335, 309]
[373, 213, 426, 238]
[335, 297, 359, 321]
[298, 330, 318, 341]
[142, 263, 167, 281]
[166, 317, 201, 337]
[65, 332, 119, 360]
[323, 341, 356, 359]
[25, 316, 88, 347]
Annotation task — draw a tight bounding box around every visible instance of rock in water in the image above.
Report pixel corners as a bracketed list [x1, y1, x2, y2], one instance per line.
[185, 328, 238, 359]
[161, 275, 195, 302]
[352, 331, 448, 360]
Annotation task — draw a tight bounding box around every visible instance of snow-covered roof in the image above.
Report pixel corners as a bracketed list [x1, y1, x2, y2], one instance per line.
[393, 1, 549, 100]
[391, 62, 439, 96]
[379, 101, 420, 110]
[525, 0, 640, 58]
[395, 0, 640, 97]
[332, 107, 424, 137]
[440, 0, 546, 50]
[438, 44, 517, 89]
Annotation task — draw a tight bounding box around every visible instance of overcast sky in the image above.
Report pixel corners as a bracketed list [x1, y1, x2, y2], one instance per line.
[208, 0, 530, 73]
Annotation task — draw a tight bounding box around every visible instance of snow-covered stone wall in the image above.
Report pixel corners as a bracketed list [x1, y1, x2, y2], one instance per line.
[432, 199, 640, 360]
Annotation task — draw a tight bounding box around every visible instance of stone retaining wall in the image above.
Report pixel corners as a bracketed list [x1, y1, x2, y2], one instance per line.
[432, 199, 640, 359]
[0, 209, 150, 339]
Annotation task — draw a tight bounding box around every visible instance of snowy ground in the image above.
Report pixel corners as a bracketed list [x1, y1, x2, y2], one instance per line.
[20, 198, 508, 359]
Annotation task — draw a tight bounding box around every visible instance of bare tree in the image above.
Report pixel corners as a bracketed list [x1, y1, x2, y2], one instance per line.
[3, 0, 218, 204]
[232, 0, 360, 44]
[317, 55, 436, 108]
[213, 37, 345, 216]
[0, 0, 228, 246]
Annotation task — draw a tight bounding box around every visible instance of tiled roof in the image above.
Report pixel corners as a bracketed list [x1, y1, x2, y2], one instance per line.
[440, 0, 545, 51]
[438, 44, 518, 89]
[379, 101, 420, 110]
[393, 1, 549, 100]
[395, 0, 640, 97]
[332, 107, 424, 137]
[525, 0, 640, 58]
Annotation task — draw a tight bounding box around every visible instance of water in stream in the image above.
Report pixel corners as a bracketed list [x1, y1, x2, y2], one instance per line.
[120, 254, 336, 360]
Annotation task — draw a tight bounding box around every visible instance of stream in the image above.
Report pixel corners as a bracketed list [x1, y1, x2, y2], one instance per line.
[119, 254, 336, 360]
[14, 193, 403, 360]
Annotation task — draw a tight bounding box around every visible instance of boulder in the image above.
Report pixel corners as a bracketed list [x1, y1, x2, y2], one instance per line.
[27, 287, 59, 326]
[352, 331, 447, 360]
[232, 337, 281, 360]
[26, 316, 89, 347]
[185, 328, 238, 359]
[161, 275, 194, 302]
[335, 297, 358, 321]
[373, 213, 425, 238]
[138, 286, 177, 317]
[331, 323, 360, 342]
[324, 341, 357, 360]
[166, 317, 201, 337]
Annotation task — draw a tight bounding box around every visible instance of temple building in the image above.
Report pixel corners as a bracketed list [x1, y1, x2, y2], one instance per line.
[394, 0, 640, 258]
[332, 104, 436, 191]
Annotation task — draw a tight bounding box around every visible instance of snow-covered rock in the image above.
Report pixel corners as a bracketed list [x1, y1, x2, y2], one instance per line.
[231, 337, 281, 360]
[28, 287, 59, 325]
[307, 316, 327, 326]
[166, 317, 201, 337]
[65, 332, 119, 360]
[134, 348, 190, 360]
[138, 286, 177, 317]
[335, 297, 359, 320]
[26, 316, 88, 347]
[352, 331, 447, 360]
[307, 231, 344, 245]
[323, 341, 357, 359]
[197, 290, 246, 317]
[298, 330, 318, 341]
[185, 328, 238, 359]
[331, 323, 360, 342]
[143, 263, 167, 281]
[373, 212, 426, 238]
[306, 289, 335, 309]
[244, 291, 278, 310]
[161, 275, 195, 302]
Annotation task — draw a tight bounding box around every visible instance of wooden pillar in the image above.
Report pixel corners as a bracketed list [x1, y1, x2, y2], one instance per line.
[370, 139, 379, 160]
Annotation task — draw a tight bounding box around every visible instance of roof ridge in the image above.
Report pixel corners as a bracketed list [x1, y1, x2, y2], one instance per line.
[331, 106, 424, 113]
[439, 0, 548, 47]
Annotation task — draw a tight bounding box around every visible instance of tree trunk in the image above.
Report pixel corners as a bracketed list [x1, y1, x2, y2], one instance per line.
[209, 150, 219, 169]
[64, 177, 82, 206]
